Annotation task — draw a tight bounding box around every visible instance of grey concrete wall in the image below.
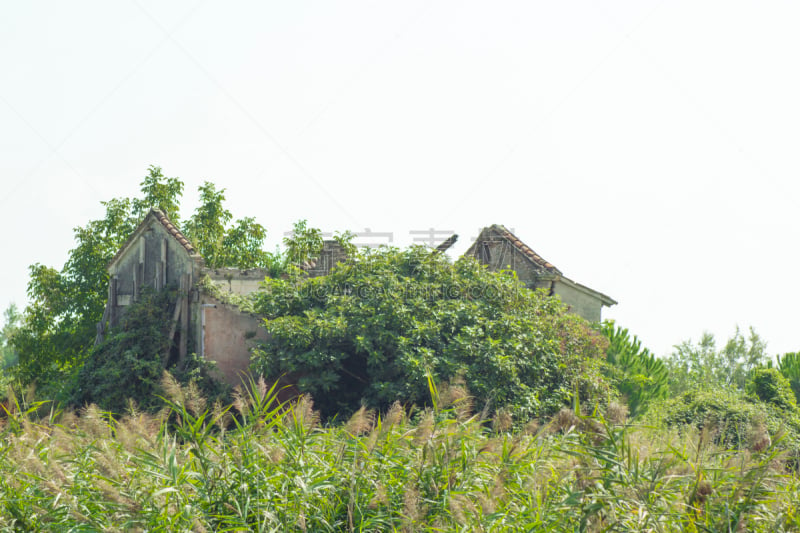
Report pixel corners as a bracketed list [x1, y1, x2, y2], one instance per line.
[205, 268, 271, 296]
[552, 281, 603, 323]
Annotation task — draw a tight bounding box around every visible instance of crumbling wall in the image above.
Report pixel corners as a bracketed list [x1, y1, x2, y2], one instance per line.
[466, 226, 613, 322]
[304, 240, 350, 277]
[197, 294, 268, 387]
[466, 231, 550, 289]
[204, 268, 271, 297]
[107, 220, 201, 325]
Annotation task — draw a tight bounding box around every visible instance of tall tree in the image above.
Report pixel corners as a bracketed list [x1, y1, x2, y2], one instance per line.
[665, 327, 768, 394]
[0, 304, 19, 369]
[283, 219, 323, 264]
[183, 181, 231, 267]
[133, 165, 184, 223]
[11, 194, 148, 389]
[11, 167, 268, 396]
[600, 321, 668, 416]
[182, 181, 270, 269]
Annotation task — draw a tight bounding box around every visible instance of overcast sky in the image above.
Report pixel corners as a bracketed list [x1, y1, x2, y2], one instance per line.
[2, 1, 799, 357]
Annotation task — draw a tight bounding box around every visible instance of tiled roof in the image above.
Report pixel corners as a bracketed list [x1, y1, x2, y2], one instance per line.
[107, 208, 196, 269]
[467, 224, 615, 308]
[490, 225, 561, 275]
[151, 208, 195, 254]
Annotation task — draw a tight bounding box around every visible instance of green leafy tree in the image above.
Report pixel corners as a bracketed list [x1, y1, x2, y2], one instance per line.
[11, 196, 148, 392]
[776, 352, 800, 405]
[666, 327, 768, 394]
[1, 304, 20, 395]
[183, 182, 270, 269]
[721, 327, 768, 389]
[283, 219, 323, 265]
[255, 219, 327, 278]
[1, 304, 20, 370]
[183, 182, 231, 267]
[132, 165, 184, 223]
[333, 229, 357, 257]
[600, 321, 668, 417]
[250, 245, 612, 420]
[11, 167, 268, 397]
[219, 217, 270, 269]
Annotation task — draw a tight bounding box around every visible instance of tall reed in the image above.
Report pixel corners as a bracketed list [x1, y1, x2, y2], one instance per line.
[0, 377, 799, 531]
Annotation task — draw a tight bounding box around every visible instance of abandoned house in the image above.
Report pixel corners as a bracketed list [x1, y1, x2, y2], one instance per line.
[465, 225, 616, 322]
[97, 209, 354, 387]
[96, 210, 615, 388]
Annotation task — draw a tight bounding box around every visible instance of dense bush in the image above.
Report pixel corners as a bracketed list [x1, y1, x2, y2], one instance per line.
[70, 288, 227, 413]
[646, 386, 800, 457]
[250, 246, 612, 420]
[746, 367, 798, 411]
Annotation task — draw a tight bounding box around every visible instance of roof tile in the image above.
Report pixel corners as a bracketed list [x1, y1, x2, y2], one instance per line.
[491, 225, 561, 274]
[151, 209, 196, 255]
[107, 208, 197, 269]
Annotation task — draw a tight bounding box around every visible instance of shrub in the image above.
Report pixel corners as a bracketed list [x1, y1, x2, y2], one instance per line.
[250, 246, 613, 421]
[70, 288, 228, 414]
[746, 367, 797, 411]
[647, 387, 800, 454]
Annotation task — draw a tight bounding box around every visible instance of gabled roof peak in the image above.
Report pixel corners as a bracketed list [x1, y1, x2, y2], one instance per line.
[107, 208, 198, 270]
[470, 224, 616, 307]
[483, 224, 561, 275]
[148, 208, 195, 255]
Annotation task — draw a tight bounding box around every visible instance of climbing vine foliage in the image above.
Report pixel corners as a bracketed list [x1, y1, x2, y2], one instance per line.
[251, 246, 612, 420]
[71, 288, 226, 414]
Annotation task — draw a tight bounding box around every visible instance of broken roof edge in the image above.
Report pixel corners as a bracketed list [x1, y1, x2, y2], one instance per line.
[434, 234, 458, 254]
[107, 208, 202, 271]
[554, 275, 618, 307]
[491, 224, 562, 274]
[466, 224, 616, 306]
[465, 224, 562, 275]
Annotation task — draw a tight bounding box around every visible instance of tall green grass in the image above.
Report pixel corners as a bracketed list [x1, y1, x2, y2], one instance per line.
[1, 376, 799, 531]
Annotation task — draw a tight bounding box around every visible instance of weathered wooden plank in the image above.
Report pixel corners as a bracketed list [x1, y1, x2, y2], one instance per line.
[162, 294, 183, 368]
[161, 238, 167, 285]
[94, 302, 111, 345]
[109, 277, 118, 327]
[178, 273, 190, 366]
[133, 264, 139, 302]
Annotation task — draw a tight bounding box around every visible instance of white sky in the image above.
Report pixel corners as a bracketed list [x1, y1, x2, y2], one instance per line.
[2, 1, 799, 358]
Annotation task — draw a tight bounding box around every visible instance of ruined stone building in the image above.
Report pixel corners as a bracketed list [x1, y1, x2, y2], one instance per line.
[465, 225, 616, 322]
[98, 209, 267, 386]
[98, 210, 615, 387]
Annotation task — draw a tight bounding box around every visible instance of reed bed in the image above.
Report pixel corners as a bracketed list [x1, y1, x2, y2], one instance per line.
[1, 377, 799, 532]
